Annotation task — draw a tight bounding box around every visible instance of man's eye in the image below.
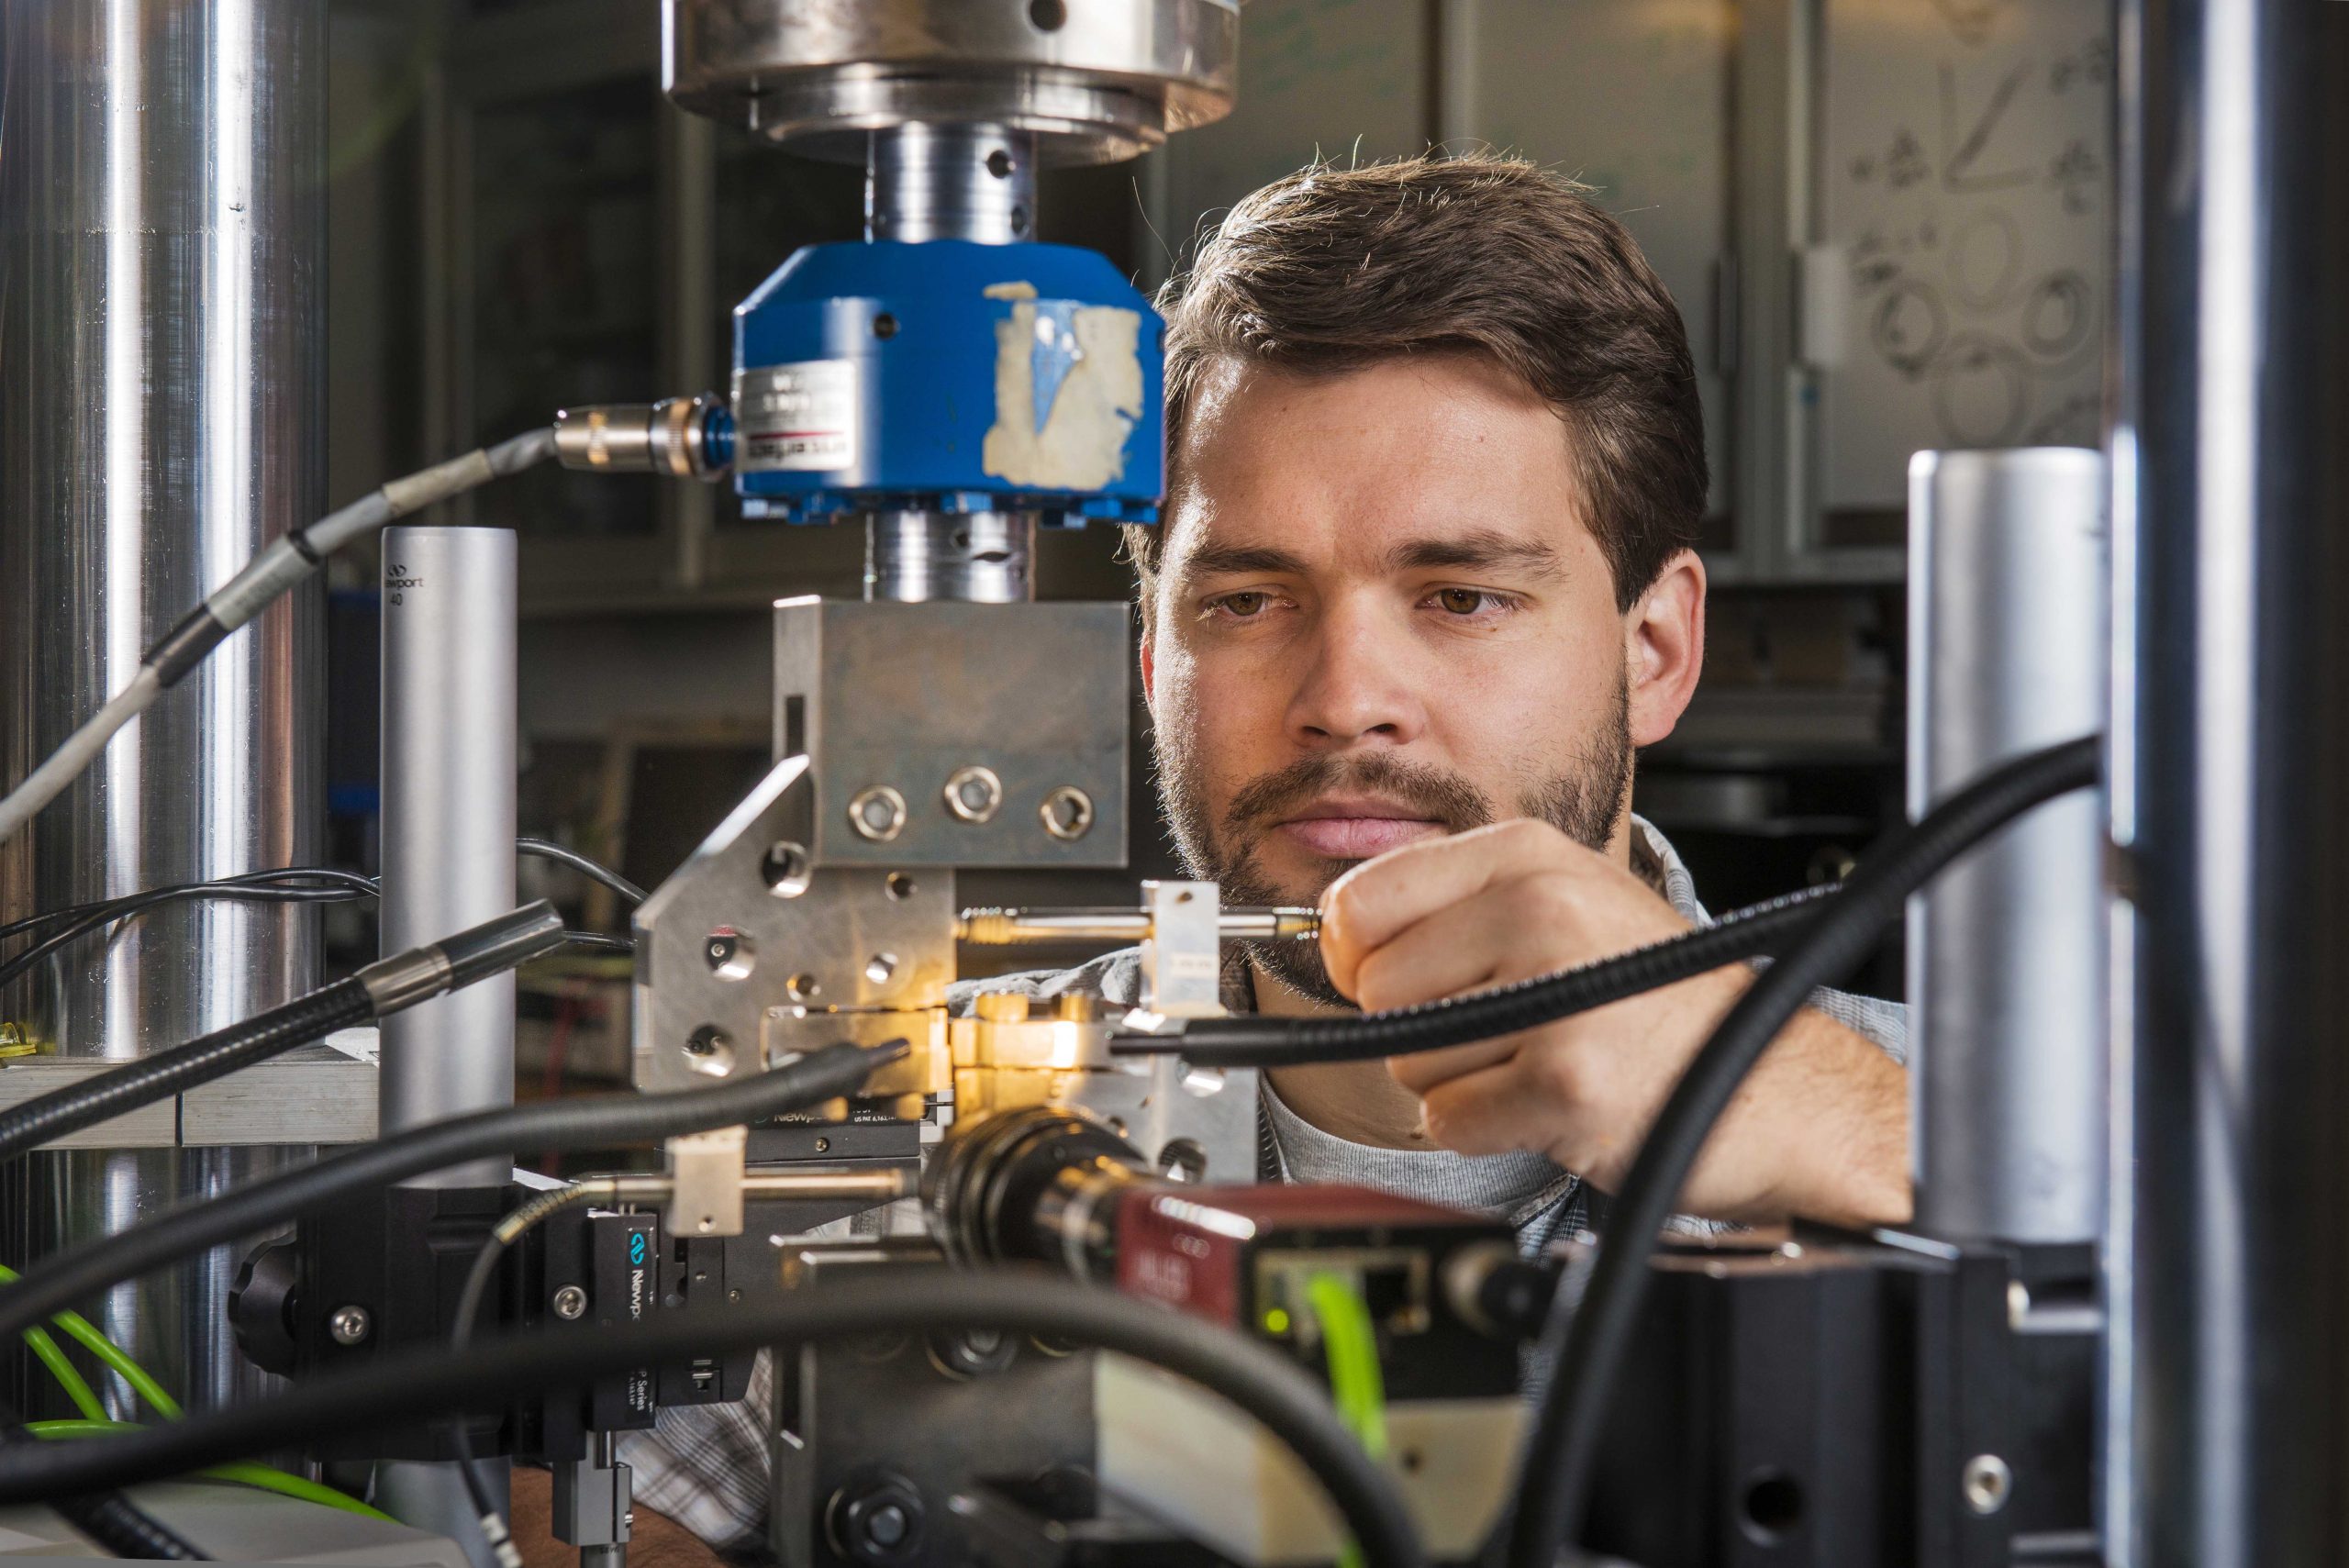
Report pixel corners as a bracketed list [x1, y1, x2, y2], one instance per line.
[1213, 592, 1270, 617]
[1435, 587, 1490, 615]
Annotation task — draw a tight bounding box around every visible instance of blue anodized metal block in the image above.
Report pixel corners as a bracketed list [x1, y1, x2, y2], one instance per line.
[730, 239, 1165, 522]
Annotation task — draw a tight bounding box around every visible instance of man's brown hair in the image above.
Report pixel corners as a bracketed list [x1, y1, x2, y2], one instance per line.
[1129, 152, 1707, 611]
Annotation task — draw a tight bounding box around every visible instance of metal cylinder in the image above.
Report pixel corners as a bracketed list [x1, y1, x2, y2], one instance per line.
[662, 0, 1240, 164]
[867, 124, 1040, 244]
[864, 511, 1039, 603]
[0, 0, 323, 1415]
[1905, 448, 2108, 1246]
[378, 527, 519, 1182]
[2117, 0, 2349, 1562]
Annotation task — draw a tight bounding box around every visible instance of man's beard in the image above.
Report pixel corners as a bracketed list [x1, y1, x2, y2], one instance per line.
[1154, 670, 1634, 1008]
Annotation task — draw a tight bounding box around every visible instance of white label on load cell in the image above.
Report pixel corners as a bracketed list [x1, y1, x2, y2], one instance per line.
[734, 359, 858, 473]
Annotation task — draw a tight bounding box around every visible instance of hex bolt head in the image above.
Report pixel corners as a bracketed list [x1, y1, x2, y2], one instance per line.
[829, 1473, 926, 1565]
[551, 1284, 589, 1321]
[327, 1305, 372, 1346]
[849, 785, 907, 842]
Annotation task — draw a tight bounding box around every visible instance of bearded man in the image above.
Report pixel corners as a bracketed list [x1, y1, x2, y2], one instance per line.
[531, 152, 1909, 1565]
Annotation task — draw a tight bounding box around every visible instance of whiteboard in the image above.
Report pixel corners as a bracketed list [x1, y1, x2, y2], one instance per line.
[1815, 0, 2112, 515]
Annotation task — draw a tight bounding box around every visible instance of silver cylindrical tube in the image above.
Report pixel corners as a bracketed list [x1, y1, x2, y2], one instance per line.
[1906, 448, 2109, 1245]
[866, 124, 1040, 243]
[864, 510, 1039, 603]
[0, 0, 323, 1418]
[379, 527, 518, 1181]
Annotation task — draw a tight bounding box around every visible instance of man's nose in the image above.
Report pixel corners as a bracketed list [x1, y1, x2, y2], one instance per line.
[1284, 598, 1429, 749]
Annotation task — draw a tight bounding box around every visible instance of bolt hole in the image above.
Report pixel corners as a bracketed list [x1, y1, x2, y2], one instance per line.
[985, 150, 1016, 180]
[1398, 1448, 1425, 1474]
[873, 312, 899, 339]
[786, 973, 821, 1004]
[683, 1026, 736, 1078]
[1156, 1138, 1208, 1184]
[865, 952, 899, 986]
[1009, 205, 1030, 237]
[762, 840, 811, 897]
[1028, 0, 1067, 30]
[705, 927, 756, 981]
[1741, 1472, 1805, 1545]
[952, 528, 973, 549]
[885, 873, 917, 901]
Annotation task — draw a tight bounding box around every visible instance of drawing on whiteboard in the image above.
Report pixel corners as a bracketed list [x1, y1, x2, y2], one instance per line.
[1941, 61, 2036, 192]
[1871, 279, 1950, 379]
[1925, 0, 2012, 49]
[1818, 2, 2110, 508]
[1950, 207, 2024, 309]
[2021, 270, 2095, 361]
[1931, 333, 2032, 445]
[2026, 392, 2100, 445]
[2048, 37, 2112, 94]
[2047, 138, 2103, 215]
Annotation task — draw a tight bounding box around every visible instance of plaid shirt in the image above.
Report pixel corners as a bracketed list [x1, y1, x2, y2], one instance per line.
[619, 817, 1909, 1553]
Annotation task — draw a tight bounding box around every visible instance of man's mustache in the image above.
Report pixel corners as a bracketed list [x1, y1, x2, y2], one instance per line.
[1221, 753, 1495, 840]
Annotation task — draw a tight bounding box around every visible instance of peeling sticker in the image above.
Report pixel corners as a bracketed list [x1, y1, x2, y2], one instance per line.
[982, 300, 1143, 491]
[983, 281, 1040, 301]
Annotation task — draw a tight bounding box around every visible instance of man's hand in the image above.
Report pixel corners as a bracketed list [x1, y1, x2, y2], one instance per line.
[1316, 818, 1910, 1227]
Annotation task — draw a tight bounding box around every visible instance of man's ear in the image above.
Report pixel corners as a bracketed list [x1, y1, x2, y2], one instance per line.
[1624, 549, 1706, 749]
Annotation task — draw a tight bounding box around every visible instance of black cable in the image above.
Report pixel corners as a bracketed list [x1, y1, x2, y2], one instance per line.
[1498, 735, 2100, 1568]
[0, 979, 374, 1162]
[558, 931, 634, 955]
[50, 1493, 206, 1560]
[0, 1270, 1426, 1568]
[0, 839, 637, 990]
[451, 1186, 598, 1568]
[516, 838, 644, 906]
[0, 873, 376, 992]
[0, 869, 376, 949]
[0, 904, 568, 1162]
[0, 1041, 905, 1350]
[1109, 882, 1841, 1067]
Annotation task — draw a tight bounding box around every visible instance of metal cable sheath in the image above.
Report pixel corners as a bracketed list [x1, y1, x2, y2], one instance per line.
[1498, 735, 2101, 1568]
[1110, 883, 1841, 1066]
[0, 979, 373, 1162]
[0, 1042, 905, 1351]
[0, 1271, 1426, 1568]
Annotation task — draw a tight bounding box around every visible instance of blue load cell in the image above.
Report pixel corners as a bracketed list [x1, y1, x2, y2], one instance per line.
[731, 239, 1166, 524]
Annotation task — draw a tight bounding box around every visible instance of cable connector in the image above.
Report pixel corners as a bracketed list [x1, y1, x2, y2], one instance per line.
[354, 901, 568, 1016]
[554, 395, 732, 480]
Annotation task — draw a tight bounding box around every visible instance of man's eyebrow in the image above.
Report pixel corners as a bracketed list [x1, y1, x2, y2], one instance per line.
[1383, 529, 1565, 578]
[1173, 542, 1314, 581]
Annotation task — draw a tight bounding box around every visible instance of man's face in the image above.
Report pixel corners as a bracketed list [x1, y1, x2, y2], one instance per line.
[1143, 352, 1682, 1005]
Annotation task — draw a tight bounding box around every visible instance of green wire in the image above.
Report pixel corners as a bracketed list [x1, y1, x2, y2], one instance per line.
[6, 1262, 384, 1523]
[1306, 1272, 1392, 1568]
[26, 1420, 395, 1523]
[23, 1327, 105, 1421]
[0, 1260, 182, 1419]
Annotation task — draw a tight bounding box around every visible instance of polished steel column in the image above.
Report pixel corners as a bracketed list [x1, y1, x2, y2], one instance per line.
[0, 0, 323, 1415]
[865, 123, 1040, 243]
[2116, 0, 2349, 1563]
[863, 509, 1041, 603]
[377, 526, 519, 1182]
[374, 525, 518, 1568]
[1906, 448, 2108, 1246]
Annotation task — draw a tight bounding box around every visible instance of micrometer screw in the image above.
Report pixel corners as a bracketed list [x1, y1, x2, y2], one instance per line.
[327, 1305, 372, 1346]
[551, 1284, 589, 1320]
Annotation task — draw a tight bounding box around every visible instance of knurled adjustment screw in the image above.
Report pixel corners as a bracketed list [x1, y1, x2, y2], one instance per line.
[829, 1473, 926, 1565]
